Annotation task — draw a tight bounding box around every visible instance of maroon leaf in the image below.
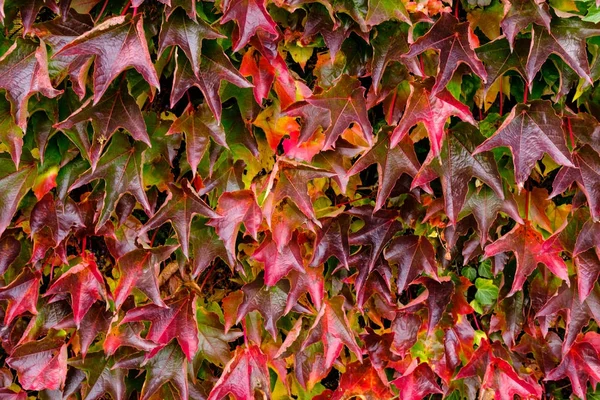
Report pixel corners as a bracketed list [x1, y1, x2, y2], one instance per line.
[56, 14, 160, 103]
[404, 13, 487, 95]
[473, 100, 575, 189]
[384, 235, 438, 294]
[0, 268, 41, 325]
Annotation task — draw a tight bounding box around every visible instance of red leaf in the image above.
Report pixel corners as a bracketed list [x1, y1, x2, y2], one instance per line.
[220, 0, 278, 52]
[0, 268, 41, 325]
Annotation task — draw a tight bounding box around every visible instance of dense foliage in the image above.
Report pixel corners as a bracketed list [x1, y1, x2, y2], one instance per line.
[2, 0, 600, 398]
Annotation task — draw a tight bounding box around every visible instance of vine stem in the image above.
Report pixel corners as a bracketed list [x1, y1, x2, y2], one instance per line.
[94, 0, 110, 23]
[121, 0, 132, 15]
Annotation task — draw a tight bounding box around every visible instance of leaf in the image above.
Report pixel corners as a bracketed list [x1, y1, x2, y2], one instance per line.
[459, 185, 523, 246]
[0, 268, 41, 325]
[207, 345, 270, 400]
[0, 160, 37, 238]
[484, 223, 568, 295]
[121, 292, 199, 360]
[310, 214, 351, 270]
[197, 307, 243, 366]
[236, 273, 289, 338]
[112, 245, 178, 310]
[305, 74, 373, 149]
[70, 352, 126, 400]
[139, 180, 217, 259]
[546, 337, 600, 400]
[391, 363, 442, 400]
[404, 13, 487, 95]
[537, 281, 600, 354]
[480, 357, 542, 399]
[527, 19, 600, 86]
[327, 360, 393, 399]
[44, 256, 106, 327]
[0, 99, 24, 168]
[473, 100, 575, 189]
[391, 79, 475, 156]
[365, 0, 410, 26]
[6, 335, 67, 391]
[286, 265, 324, 313]
[347, 134, 421, 211]
[252, 233, 306, 286]
[0, 235, 20, 275]
[208, 190, 262, 265]
[54, 85, 150, 170]
[140, 341, 189, 400]
[158, 9, 224, 77]
[348, 206, 402, 272]
[404, 277, 454, 335]
[267, 160, 334, 224]
[475, 37, 529, 93]
[56, 14, 160, 103]
[0, 39, 62, 130]
[166, 104, 228, 176]
[384, 235, 438, 294]
[170, 43, 252, 122]
[69, 133, 152, 231]
[412, 124, 504, 225]
[500, 0, 551, 50]
[301, 296, 363, 368]
[220, 0, 278, 52]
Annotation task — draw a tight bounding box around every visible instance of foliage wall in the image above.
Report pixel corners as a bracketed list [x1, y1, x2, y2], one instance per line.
[1, 0, 600, 398]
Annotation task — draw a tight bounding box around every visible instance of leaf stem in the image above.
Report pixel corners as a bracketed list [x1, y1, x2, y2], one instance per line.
[567, 117, 575, 148]
[524, 184, 530, 222]
[523, 82, 528, 103]
[499, 79, 503, 116]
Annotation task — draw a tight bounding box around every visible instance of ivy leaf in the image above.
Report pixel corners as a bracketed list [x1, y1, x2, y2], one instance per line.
[0, 99, 24, 168]
[460, 185, 523, 246]
[139, 180, 218, 259]
[384, 235, 439, 294]
[166, 104, 228, 176]
[285, 266, 324, 313]
[236, 273, 289, 338]
[481, 357, 542, 398]
[473, 100, 575, 189]
[6, 335, 67, 391]
[170, 43, 252, 122]
[197, 307, 243, 366]
[347, 134, 421, 212]
[391, 363, 442, 400]
[140, 341, 189, 400]
[412, 124, 504, 225]
[122, 292, 199, 361]
[32, 11, 95, 100]
[104, 322, 157, 356]
[0, 160, 37, 238]
[207, 345, 270, 400]
[70, 352, 126, 400]
[365, 0, 410, 26]
[207, 190, 262, 265]
[55, 85, 150, 170]
[252, 233, 306, 286]
[0, 268, 41, 325]
[44, 256, 106, 327]
[76, 302, 113, 357]
[527, 19, 600, 86]
[158, 9, 224, 77]
[69, 133, 152, 231]
[0, 235, 20, 275]
[475, 37, 529, 93]
[501, 0, 551, 49]
[301, 296, 363, 368]
[267, 160, 335, 224]
[404, 277, 454, 335]
[113, 245, 178, 310]
[325, 360, 393, 398]
[310, 214, 351, 270]
[537, 281, 600, 354]
[0, 39, 62, 130]
[404, 13, 487, 95]
[484, 223, 568, 295]
[348, 206, 402, 272]
[305, 74, 373, 149]
[56, 14, 160, 103]
[391, 79, 475, 156]
[546, 337, 600, 400]
[220, 0, 278, 52]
